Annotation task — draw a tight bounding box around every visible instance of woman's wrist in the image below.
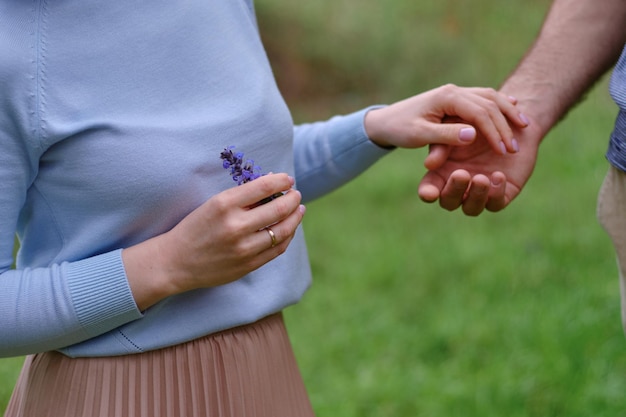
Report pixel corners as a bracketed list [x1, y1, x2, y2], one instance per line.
[122, 234, 182, 311]
[363, 106, 396, 149]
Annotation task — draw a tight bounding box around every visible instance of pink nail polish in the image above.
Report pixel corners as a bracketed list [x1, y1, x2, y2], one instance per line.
[512, 139, 520, 152]
[459, 127, 475, 142]
[519, 113, 530, 126]
[499, 141, 507, 154]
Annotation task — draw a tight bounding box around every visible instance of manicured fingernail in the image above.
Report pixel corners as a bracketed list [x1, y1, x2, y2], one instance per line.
[499, 141, 507, 154]
[299, 204, 307, 215]
[519, 113, 530, 126]
[508, 95, 517, 103]
[459, 127, 475, 142]
[512, 139, 520, 152]
[288, 176, 295, 185]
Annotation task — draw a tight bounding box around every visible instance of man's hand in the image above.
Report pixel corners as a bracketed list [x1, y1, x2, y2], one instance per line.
[417, 116, 543, 216]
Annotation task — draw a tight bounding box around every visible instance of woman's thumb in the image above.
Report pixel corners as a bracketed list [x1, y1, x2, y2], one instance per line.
[424, 122, 476, 146]
[457, 126, 476, 143]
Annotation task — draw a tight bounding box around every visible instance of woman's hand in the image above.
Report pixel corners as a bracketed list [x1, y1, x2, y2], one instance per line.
[364, 84, 529, 154]
[123, 173, 305, 311]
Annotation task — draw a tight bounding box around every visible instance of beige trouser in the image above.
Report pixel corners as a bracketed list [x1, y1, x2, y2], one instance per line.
[597, 165, 626, 334]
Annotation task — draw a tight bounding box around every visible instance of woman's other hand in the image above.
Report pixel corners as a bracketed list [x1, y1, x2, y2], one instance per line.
[122, 173, 305, 310]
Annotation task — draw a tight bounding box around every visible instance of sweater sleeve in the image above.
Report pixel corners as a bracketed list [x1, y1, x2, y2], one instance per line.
[293, 107, 393, 203]
[0, 132, 142, 358]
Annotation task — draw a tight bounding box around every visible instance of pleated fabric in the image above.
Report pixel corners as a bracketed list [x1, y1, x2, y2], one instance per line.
[4, 313, 314, 417]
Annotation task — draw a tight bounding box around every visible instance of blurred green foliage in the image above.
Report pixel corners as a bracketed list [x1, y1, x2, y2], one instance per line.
[257, 0, 550, 119]
[257, 0, 626, 416]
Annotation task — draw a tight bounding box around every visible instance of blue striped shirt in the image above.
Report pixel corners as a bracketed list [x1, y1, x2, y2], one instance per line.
[606, 46, 626, 171]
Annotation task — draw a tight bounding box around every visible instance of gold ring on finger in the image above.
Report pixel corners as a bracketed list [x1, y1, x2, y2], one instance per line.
[266, 227, 277, 248]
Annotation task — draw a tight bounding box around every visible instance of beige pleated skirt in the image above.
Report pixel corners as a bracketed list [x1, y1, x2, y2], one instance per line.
[4, 313, 314, 417]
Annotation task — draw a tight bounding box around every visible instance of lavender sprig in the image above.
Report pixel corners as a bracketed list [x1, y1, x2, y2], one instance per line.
[220, 146, 263, 185]
[220, 146, 282, 205]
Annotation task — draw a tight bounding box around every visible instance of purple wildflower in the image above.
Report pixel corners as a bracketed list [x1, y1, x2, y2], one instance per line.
[220, 146, 282, 205]
[219, 147, 262, 186]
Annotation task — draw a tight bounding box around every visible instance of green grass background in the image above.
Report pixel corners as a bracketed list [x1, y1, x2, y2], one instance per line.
[2, 0, 625, 416]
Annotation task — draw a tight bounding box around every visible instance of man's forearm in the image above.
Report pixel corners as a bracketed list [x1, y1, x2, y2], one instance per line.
[500, 0, 626, 135]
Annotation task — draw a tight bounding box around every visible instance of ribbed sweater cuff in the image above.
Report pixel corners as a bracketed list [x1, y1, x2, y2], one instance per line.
[65, 249, 142, 337]
[327, 105, 393, 177]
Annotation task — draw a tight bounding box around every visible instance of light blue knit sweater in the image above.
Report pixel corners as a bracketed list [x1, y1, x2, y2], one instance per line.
[0, 0, 389, 357]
